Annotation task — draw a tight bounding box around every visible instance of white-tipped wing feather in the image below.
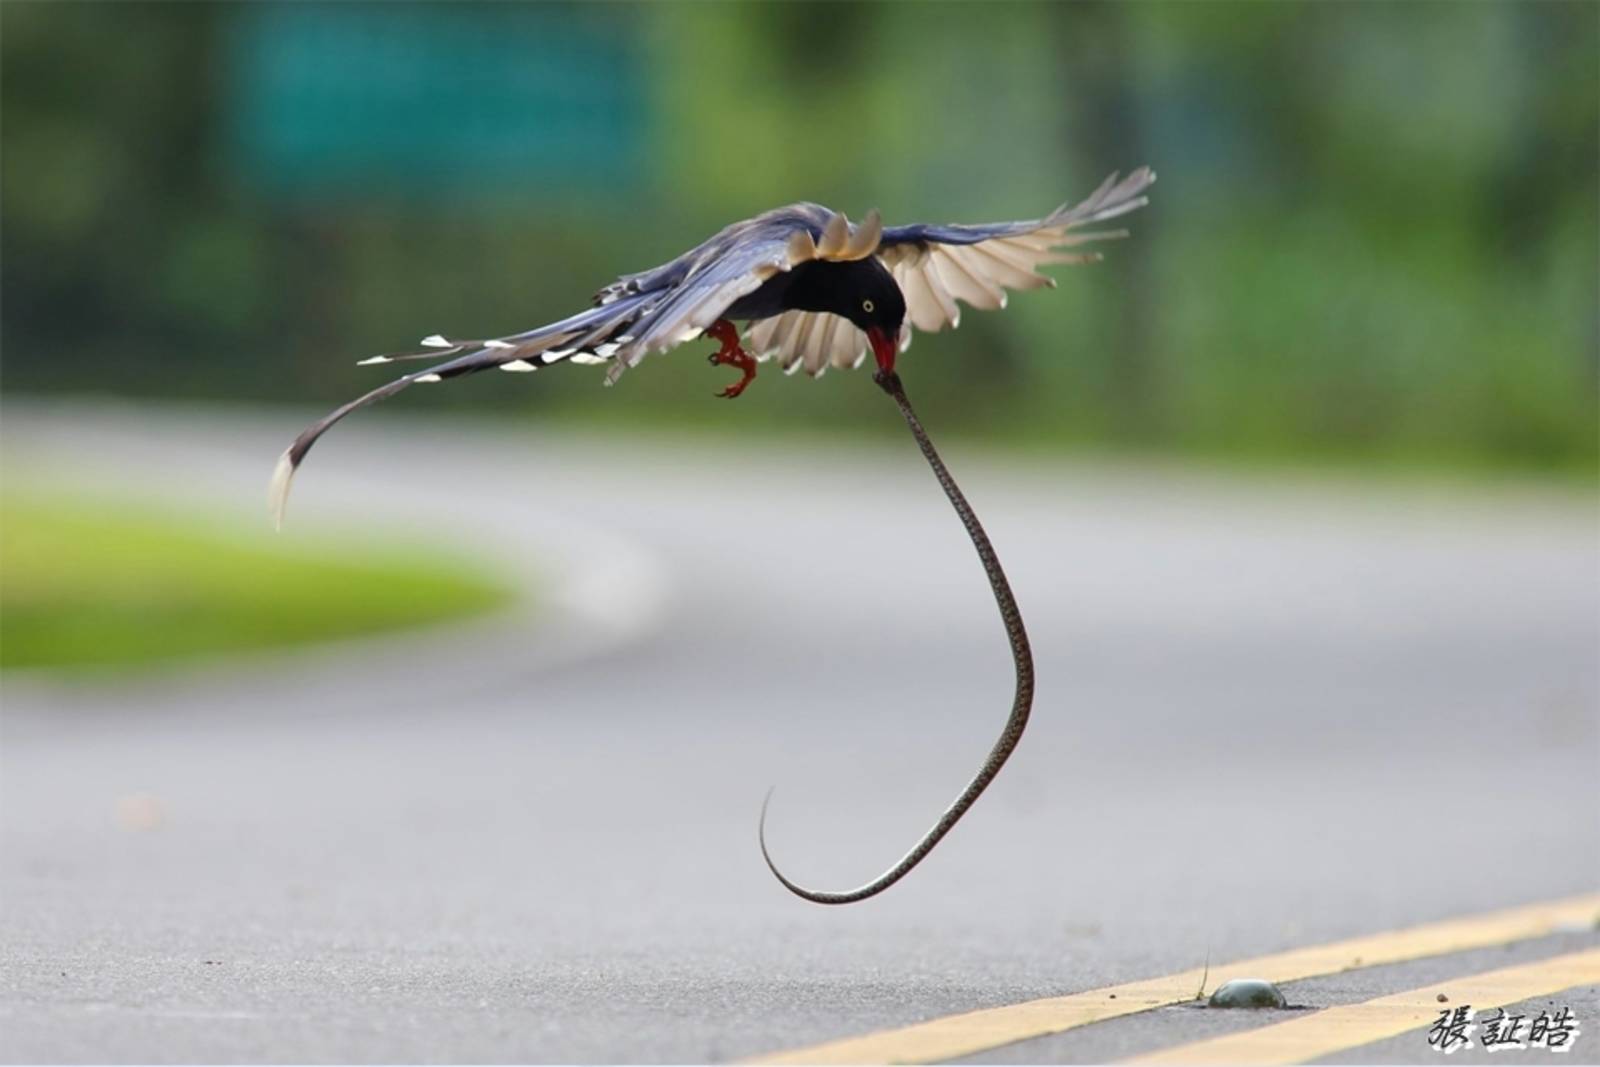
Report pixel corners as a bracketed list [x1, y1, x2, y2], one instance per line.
[745, 310, 872, 377]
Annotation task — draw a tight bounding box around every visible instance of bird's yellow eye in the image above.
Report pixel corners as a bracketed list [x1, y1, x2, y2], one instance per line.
[862, 299, 875, 313]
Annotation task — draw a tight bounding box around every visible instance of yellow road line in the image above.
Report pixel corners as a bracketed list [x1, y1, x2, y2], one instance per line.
[1126, 945, 1600, 1066]
[747, 893, 1599, 1065]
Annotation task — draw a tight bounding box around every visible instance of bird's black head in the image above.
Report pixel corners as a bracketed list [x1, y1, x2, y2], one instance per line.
[787, 257, 906, 372]
[845, 267, 907, 371]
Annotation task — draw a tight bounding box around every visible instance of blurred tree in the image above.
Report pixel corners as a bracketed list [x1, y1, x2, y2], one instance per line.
[2, 1, 1594, 473]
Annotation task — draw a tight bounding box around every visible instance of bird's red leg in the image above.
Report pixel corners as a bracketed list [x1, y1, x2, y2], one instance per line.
[706, 319, 757, 399]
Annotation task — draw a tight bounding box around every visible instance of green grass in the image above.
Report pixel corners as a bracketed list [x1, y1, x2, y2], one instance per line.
[0, 491, 514, 672]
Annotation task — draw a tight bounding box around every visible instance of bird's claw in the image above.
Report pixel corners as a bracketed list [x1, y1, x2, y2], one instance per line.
[705, 318, 757, 399]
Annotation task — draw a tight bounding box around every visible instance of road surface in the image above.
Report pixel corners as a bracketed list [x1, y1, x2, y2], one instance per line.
[2, 400, 1596, 1062]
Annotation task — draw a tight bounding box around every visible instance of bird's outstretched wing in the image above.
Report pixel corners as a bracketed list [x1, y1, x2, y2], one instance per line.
[741, 168, 1156, 377]
[875, 166, 1155, 336]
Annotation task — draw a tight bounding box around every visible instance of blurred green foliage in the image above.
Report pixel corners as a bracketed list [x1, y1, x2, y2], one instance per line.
[2, 1, 1595, 473]
[0, 489, 512, 671]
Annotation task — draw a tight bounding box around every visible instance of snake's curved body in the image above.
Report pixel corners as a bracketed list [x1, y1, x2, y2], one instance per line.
[758, 370, 1034, 904]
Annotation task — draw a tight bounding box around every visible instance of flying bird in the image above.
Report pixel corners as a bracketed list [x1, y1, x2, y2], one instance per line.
[269, 167, 1155, 905]
[269, 167, 1156, 526]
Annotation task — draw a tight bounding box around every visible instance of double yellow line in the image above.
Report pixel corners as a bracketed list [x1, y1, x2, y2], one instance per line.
[1131, 946, 1600, 1066]
[749, 893, 1600, 1065]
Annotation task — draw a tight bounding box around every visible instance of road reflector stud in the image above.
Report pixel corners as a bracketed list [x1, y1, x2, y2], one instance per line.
[1208, 979, 1288, 1009]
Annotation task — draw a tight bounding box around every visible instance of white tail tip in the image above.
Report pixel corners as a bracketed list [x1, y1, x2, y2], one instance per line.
[269, 449, 296, 531]
[357, 355, 391, 366]
[420, 334, 452, 348]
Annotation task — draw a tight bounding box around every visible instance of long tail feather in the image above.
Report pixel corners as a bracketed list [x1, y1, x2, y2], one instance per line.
[269, 374, 420, 530]
[271, 295, 652, 528]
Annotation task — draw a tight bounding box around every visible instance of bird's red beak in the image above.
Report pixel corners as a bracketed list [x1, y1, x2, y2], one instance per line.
[867, 326, 897, 374]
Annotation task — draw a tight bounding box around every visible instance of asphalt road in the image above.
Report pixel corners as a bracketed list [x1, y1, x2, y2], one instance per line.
[2, 400, 1596, 1063]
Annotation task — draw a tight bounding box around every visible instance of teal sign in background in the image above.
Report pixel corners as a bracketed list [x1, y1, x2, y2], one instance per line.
[225, 5, 647, 199]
